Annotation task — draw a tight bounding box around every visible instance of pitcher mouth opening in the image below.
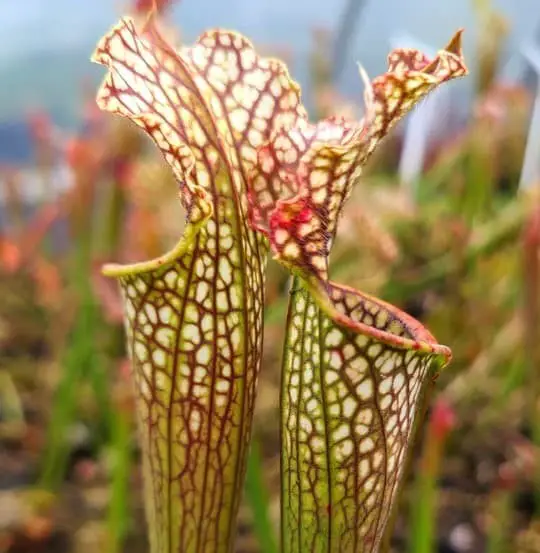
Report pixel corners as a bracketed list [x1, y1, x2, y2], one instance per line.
[303, 277, 452, 363]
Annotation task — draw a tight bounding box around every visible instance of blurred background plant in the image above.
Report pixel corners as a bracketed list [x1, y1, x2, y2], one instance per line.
[0, 0, 540, 552]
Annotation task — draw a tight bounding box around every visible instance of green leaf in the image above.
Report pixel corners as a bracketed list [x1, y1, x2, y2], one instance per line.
[280, 278, 449, 552]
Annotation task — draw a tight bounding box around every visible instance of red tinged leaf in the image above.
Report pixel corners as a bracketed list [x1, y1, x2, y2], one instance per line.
[247, 33, 467, 553]
[92, 16, 304, 553]
[249, 31, 468, 293]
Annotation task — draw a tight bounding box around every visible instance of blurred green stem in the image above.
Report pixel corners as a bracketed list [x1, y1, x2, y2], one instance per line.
[486, 489, 512, 553]
[95, 177, 132, 549]
[40, 175, 108, 489]
[107, 403, 132, 553]
[95, 178, 127, 259]
[408, 411, 450, 553]
[39, 294, 99, 488]
[245, 437, 279, 553]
